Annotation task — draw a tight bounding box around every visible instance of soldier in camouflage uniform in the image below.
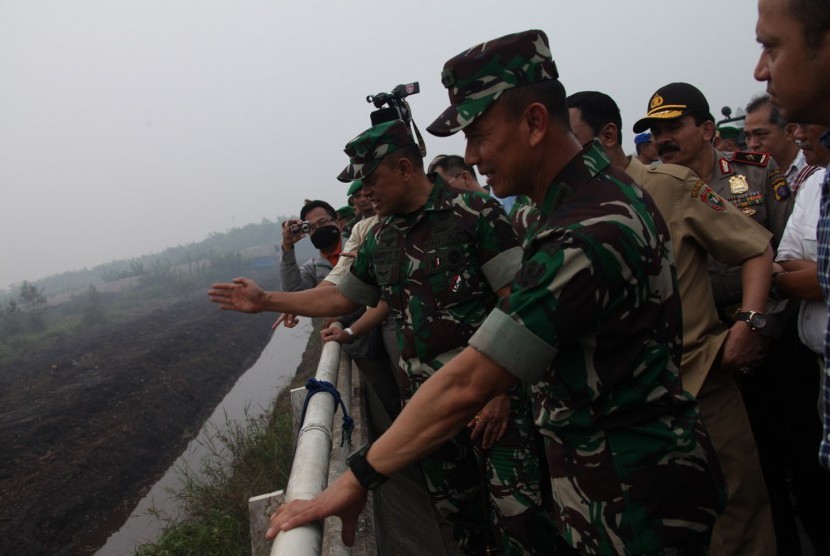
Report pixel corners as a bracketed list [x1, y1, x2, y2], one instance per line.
[211, 118, 554, 555]
[338, 119, 552, 555]
[235, 29, 726, 556]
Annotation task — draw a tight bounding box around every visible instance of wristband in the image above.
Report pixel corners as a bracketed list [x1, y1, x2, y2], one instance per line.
[344, 327, 355, 338]
[347, 444, 388, 490]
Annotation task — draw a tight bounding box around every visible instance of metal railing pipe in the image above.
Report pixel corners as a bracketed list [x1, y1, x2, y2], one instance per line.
[270, 329, 342, 555]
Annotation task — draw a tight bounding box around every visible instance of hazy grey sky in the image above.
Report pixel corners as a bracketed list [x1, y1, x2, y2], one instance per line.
[0, 0, 767, 290]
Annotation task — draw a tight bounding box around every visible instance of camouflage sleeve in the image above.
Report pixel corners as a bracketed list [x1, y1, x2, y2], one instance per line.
[474, 196, 522, 290]
[337, 235, 382, 307]
[468, 306, 557, 383]
[469, 229, 601, 383]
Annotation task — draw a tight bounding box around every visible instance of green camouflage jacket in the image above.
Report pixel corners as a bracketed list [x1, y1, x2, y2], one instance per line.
[469, 142, 725, 555]
[338, 176, 522, 364]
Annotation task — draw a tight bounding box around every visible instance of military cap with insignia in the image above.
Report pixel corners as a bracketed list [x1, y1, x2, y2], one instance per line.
[427, 29, 559, 137]
[337, 120, 417, 182]
[633, 82, 715, 133]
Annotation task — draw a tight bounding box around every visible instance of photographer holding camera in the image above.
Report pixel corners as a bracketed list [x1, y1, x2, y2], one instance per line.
[280, 200, 343, 292]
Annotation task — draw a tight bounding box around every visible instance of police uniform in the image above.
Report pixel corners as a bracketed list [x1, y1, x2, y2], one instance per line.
[336, 120, 554, 555]
[707, 149, 793, 311]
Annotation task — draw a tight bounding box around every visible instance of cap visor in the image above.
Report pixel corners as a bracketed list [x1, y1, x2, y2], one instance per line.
[632, 110, 685, 133]
[427, 94, 500, 138]
[337, 166, 353, 183]
[427, 105, 464, 137]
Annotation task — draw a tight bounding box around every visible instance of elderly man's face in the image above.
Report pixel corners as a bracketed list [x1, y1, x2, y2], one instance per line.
[462, 100, 528, 199]
[754, 0, 830, 124]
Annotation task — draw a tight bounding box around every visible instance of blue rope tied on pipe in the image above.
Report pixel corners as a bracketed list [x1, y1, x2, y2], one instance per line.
[299, 378, 354, 447]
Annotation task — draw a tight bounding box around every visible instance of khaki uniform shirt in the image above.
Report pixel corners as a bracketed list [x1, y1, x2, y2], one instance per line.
[627, 158, 772, 395]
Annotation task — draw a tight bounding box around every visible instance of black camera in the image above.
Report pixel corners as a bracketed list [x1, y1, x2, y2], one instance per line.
[366, 82, 420, 127]
[366, 82, 426, 156]
[290, 221, 311, 235]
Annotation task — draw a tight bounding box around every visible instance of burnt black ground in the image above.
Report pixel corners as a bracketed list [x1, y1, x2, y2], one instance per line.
[0, 293, 275, 556]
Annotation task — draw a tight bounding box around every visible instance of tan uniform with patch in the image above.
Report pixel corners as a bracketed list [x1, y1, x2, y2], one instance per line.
[627, 158, 777, 556]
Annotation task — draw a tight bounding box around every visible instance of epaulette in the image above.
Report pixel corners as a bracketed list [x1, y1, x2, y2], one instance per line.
[647, 162, 694, 181]
[731, 151, 770, 166]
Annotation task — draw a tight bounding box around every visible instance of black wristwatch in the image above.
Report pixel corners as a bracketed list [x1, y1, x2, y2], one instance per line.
[347, 444, 388, 490]
[733, 310, 768, 331]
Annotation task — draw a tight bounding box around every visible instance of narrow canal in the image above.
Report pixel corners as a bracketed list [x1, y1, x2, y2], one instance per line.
[96, 319, 313, 555]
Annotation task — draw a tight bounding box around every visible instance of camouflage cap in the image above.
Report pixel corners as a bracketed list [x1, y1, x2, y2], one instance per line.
[337, 120, 415, 182]
[632, 82, 713, 133]
[347, 179, 363, 196]
[426, 29, 559, 137]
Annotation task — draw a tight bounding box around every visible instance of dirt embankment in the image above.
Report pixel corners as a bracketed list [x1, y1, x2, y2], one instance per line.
[0, 294, 276, 556]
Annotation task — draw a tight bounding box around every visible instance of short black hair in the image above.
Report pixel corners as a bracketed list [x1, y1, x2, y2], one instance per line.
[788, 0, 830, 52]
[566, 91, 623, 145]
[300, 200, 337, 221]
[745, 94, 788, 128]
[689, 110, 716, 127]
[428, 154, 478, 180]
[499, 79, 571, 131]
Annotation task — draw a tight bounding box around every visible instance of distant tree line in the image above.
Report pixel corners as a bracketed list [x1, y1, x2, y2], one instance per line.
[1, 281, 48, 335]
[0, 218, 283, 302]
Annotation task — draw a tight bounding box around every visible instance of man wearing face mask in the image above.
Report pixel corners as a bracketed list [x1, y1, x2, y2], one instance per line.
[280, 200, 343, 291]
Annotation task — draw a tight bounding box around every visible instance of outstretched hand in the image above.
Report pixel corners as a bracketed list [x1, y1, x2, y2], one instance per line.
[265, 471, 368, 546]
[208, 277, 268, 313]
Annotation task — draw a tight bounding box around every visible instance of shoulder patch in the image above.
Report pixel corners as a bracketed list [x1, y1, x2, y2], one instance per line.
[697, 184, 727, 211]
[732, 151, 770, 166]
[690, 180, 704, 198]
[772, 174, 791, 201]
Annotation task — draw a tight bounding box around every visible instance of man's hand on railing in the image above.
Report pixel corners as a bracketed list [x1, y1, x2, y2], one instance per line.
[321, 323, 352, 344]
[208, 277, 267, 313]
[266, 470, 368, 546]
[468, 393, 510, 450]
